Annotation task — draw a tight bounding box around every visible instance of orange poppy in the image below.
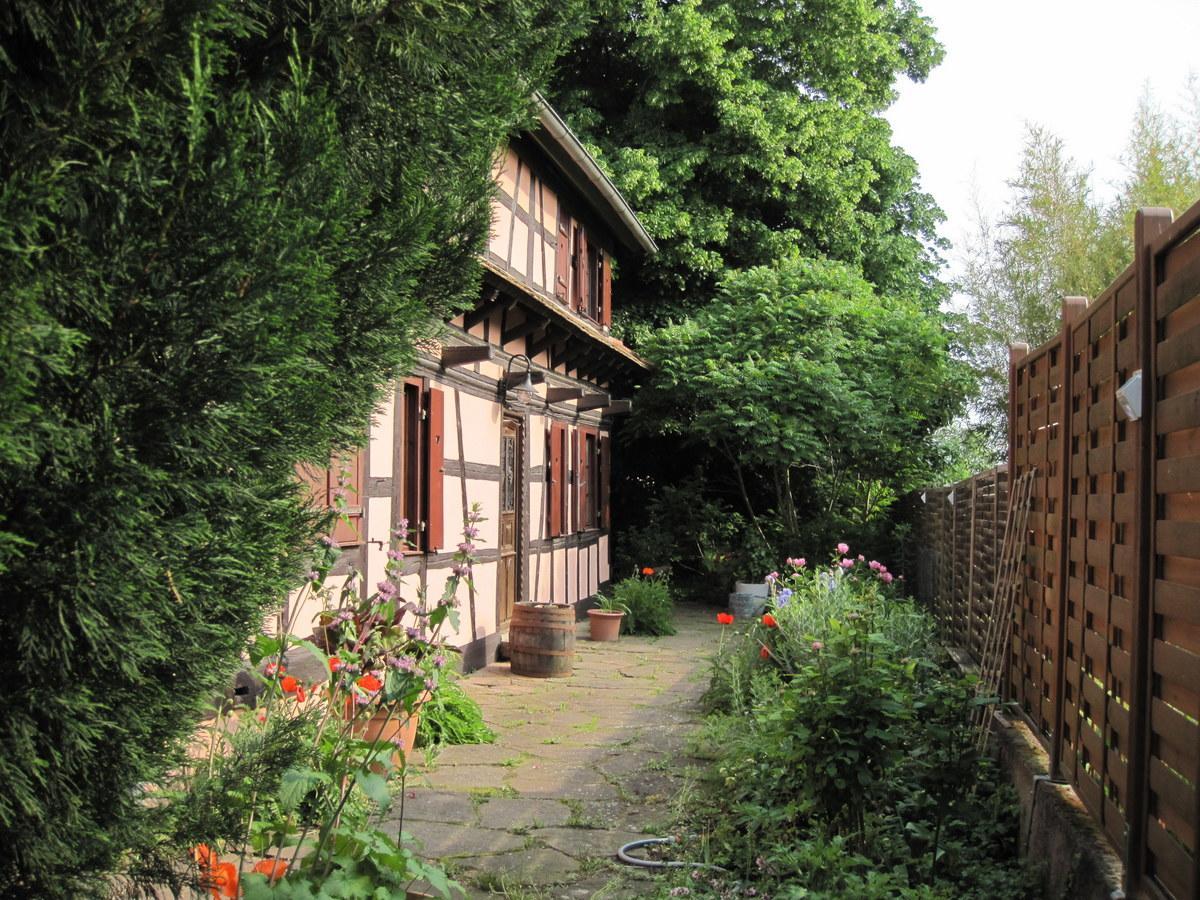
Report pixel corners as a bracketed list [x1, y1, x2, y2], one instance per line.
[762, 613, 777, 628]
[716, 612, 734, 625]
[641, 566, 655, 576]
[357, 673, 383, 692]
[329, 656, 343, 672]
[280, 675, 299, 694]
[209, 860, 238, 899]
[191, 844, 216, 870]
[760, 645, 771, 660]
[252, 858, 289, 883]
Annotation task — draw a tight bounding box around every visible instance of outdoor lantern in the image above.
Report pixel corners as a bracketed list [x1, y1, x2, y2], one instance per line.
[1115, 369, 1143, 421]
[502, 353, 535, 405]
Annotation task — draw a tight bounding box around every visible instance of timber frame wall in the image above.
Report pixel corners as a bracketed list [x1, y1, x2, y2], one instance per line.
[911, 206, 1200, 899]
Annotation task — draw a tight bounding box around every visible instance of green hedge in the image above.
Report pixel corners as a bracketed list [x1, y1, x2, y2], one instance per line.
[0, 2, 579, 894]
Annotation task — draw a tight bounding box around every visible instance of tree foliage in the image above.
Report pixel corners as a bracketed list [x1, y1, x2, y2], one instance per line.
[635, 257, 967, 549]
[550, 0, 948, 320]
[0, 1, 580, 894]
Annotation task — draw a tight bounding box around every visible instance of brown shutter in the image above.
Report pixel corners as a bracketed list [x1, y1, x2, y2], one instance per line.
[555, 215, 571, 303]
[424, 387, 445, 551]
[575, 227, 589, 312]
[296, 461, 330, 509]
[331, 449, 365, 546]
[601, 252, 612, 327]
[549, 422, 564, 537]
[571, 429, 580, 532]
[600, 434, 611, 529]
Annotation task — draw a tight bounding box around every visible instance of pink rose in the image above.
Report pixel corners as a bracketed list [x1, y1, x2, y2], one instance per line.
[840, 559, 854, 569]
[881, 572, 894, 584]
[836, 542, 849, 555]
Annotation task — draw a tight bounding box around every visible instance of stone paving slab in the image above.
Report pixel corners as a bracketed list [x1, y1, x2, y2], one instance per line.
[382, 605, 717, 896]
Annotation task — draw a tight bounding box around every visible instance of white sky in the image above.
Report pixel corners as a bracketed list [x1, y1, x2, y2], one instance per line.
[886, 0, 1200, 280]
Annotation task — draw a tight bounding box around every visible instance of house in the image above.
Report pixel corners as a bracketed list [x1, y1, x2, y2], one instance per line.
[288, 96, 656, 669]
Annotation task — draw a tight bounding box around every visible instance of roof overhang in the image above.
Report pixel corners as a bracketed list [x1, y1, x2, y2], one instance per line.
[531, 94, 657, 258]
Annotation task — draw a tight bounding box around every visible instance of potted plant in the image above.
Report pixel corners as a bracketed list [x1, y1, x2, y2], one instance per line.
[587, 594, 628, 642]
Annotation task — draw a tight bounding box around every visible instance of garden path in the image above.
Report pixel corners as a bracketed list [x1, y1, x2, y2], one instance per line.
[384, 605, 717, 898]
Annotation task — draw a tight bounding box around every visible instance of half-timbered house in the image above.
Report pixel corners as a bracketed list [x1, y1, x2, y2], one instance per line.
[290, 97, 655, 668]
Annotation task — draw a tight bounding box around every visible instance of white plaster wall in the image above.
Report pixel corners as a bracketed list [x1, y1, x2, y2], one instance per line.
[365, 496, 391, 587]
[369, 392, 394, 478]
[451, 389, 501, 466]
[598, 534, 610, 586]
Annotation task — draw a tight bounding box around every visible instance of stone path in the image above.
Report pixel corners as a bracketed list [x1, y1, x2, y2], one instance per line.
[384, 605, 716, 898]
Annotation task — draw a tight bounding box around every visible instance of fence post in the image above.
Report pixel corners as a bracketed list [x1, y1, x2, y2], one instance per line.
[1126, 207, 1173, 895]
[1051, 297, 1087, 778]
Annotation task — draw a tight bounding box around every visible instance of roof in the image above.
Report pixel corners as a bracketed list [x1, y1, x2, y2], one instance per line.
[530, 94, 657, 258]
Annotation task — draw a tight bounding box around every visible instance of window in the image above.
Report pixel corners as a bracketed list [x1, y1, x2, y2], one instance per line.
[547, 422, 567, 537]
[575, 426, 601, 531]
[556, 214, 612, 327]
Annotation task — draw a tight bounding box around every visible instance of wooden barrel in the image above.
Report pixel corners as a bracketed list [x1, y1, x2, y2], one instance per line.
[508, 602, 575, 678]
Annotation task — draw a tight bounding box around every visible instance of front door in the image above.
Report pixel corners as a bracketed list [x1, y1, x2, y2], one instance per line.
[498, 418, 521, 627]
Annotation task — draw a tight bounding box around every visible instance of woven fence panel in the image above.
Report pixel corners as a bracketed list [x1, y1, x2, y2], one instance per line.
[1145, 210, 1200, 900]
[1010, 336, 1066, 740]
[967, 468, 1007, 662]
[1061, 267, 1140, 853]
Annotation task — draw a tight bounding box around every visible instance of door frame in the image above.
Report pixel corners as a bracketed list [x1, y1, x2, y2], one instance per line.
[498, 414, 524, 628]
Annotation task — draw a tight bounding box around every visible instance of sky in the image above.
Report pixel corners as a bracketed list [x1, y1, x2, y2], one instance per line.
[885, 0, 1200, 280]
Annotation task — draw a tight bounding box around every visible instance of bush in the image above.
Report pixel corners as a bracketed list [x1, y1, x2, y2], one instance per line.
[0, 2, 581, 894]
[684, 543, 1034, 898]
[417, 676, 495, 757]
[611, 573, 676, 636]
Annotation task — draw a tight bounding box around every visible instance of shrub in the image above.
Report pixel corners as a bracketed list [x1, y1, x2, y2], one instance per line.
[0, 2, 581, 894]
[417, 677, 495, 758]
[612, 572, 676, 636]
[685, 542, 1033, 897]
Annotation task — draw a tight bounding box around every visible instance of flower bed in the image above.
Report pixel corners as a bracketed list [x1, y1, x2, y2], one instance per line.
[659, 544, 1036, 899]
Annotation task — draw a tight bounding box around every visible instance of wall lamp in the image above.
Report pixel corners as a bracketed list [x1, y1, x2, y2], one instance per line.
[502, 354, 535, 406]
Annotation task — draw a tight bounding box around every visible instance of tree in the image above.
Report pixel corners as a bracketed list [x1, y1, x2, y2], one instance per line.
[0, 1, 580, 894]
[635, 257, 967, 551]
[549, 0, 948, 322]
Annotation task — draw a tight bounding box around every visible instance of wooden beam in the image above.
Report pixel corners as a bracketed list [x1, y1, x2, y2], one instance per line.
[601, 400, 632, 415]
[576, 392, 611, 411]
[502, 316, 549, 346]
[505, 370, 546, 387]
[440, 345, 493, 368]
[545, 386, 583, 403]
[462, 288, 501, 331]
[527, 326, 566, 359]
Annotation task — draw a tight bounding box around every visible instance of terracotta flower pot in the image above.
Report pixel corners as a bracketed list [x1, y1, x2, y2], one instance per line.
[345, 701, 421, 770]
[587, 609, 624, 642]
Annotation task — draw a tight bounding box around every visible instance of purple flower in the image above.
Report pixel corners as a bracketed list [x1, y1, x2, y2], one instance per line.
[305, 570, 320, 582]
[463, 524, 480, 539]
[424, 677, 435, 691]
[387, 549, 404, 561]
[406, 626, 420, 639]
[393, 518, 409, 538]
[457, 541, 476, 555]
[812, 640, 824, 651]
[764, 571, 779, 584]
[433, 654, 446, 668]
[451, 563, 470, 577]
[321, 536, 338, 548]
[377, 580, 397, 598]
[390, 735, 406, 749]
[393, 655, 418, 673]
[776, 588, 793, 608]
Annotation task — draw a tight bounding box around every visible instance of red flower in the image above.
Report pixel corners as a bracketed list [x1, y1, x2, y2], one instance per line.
[761, 613, 777, 628]
[294, 685, 307, 703]
[641, 566, 655, 576]
[252, 858, 288, 883]
[280, 675, 299, 694]
[192, 844, 216, 870]
[210, 861, 238, 899]
[329, 656, 343, 673]
[760, 645, 771, 660]
[716, 612, 734, 625]
[357, 673, 383, 693]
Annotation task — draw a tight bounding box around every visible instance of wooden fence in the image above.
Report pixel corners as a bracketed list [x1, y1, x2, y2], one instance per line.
[911, 206, 1200, 900]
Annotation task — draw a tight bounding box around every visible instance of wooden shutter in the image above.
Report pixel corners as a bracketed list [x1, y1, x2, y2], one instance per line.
[571, 429, 580, 532]
[601, 252, 612, 328]
[329, 449, 365, 546]
[549, 422, 564, 537]
[297, 461, 330, 509]
[424, 386, 444, 551]
[575, 227, 589, 312]
[600, 434, 611, 529]
[555, 215, 571, 303]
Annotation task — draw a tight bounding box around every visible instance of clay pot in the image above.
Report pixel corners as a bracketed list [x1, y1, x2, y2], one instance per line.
[587, 609, 625, 642]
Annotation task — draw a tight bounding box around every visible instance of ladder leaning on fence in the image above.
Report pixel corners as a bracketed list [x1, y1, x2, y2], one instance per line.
[972, 469, 1036, 749]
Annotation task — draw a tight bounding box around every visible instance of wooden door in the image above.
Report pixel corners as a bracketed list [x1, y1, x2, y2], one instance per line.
[498, 419, 521, 627]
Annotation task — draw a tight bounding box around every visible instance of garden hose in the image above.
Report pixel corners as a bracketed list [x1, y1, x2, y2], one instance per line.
[616, 837, 726, 871]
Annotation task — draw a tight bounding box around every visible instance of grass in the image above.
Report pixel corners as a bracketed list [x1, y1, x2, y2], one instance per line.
[561, 798, 603, 830]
